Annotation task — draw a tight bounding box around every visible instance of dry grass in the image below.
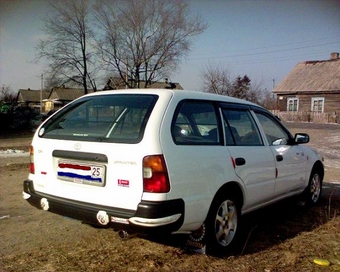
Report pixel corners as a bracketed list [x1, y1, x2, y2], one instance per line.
[1, 176, 339, 271]
[1, 122, 340, 271]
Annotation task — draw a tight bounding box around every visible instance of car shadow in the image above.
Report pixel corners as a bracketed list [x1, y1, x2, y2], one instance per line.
[236, 182, 340, 255]
[140, 182, 340, 257]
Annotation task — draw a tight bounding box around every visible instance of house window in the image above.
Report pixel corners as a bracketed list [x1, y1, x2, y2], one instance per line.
[311, 97, 324, 113]
[287, 98, 298, 112]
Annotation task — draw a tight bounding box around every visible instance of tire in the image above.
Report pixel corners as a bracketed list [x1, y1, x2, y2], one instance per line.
[205, 193, 240, 255]
[304, 170, 323, 205]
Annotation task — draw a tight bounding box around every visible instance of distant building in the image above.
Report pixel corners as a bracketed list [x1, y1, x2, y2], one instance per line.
[16, 87, 93, 113]
[45, 87, 95, 112]
[16, 89, 49, 111]
[273, 52, 340, 114]
[17, 78, 183, 113]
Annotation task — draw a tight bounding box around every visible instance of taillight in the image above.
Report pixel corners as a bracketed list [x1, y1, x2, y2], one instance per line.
[29, 145, 35, 174]
[143, 155, 170, 193]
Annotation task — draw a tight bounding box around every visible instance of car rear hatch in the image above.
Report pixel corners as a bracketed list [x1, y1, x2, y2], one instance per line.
[30, 139, 147, 210]
[29, 91, 171, 211]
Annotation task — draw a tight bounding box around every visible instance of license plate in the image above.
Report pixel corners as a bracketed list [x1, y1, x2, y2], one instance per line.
[57, 160, 106, 186]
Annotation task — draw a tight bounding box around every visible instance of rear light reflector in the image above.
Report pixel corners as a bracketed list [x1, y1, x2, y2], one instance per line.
[231, 157, 236, 169]
[143, 155, 170, 193]
[29, 145, 35, 174]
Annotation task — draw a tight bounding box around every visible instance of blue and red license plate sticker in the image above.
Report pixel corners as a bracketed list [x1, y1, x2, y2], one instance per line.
[57, 161, 105, 186]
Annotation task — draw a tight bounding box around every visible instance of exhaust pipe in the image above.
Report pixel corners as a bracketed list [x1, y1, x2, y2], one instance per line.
[118, 230, 136, 240]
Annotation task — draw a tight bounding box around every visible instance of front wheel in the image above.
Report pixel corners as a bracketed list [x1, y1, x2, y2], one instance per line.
[304, 170, 323, 205]
[205, 194, 240, 254]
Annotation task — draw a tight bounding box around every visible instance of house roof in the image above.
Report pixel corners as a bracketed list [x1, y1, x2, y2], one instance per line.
[273, 53, 340, 94]
[48, 87, 94, 101]
[106, 77, 183, 90]
[17, 89, 50, 103]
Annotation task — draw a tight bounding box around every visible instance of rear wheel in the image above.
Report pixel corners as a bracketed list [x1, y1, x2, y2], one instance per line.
[304, 170, 322, 205]
[205, 194, 240, 254]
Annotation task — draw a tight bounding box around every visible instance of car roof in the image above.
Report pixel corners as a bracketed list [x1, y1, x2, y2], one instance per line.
[82, 89, 260, 108]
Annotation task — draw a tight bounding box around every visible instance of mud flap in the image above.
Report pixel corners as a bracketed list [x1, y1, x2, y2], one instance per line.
[185, 224, 206, 254]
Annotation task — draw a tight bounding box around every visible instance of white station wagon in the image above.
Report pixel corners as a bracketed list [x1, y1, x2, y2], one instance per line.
[23, 89, 324, 253]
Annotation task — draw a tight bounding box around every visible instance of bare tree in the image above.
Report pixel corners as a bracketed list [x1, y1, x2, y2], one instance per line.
[0, 85, 16, 102]
[94, 0, 207, 88]
[201, 64, 267, 105]
[36, 0, 96, 93]
[230, 75, 251, 100]
[248, 79, 266, 105]
[261, 89, 277, 110]
[200, 63, 232, 95]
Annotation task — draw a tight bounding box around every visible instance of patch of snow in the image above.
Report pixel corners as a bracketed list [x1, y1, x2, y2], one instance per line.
[0, 149, 29, 157]
[327, 135, 340, 143]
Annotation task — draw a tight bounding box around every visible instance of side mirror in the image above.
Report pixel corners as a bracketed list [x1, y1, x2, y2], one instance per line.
[294, 133, 309, 144]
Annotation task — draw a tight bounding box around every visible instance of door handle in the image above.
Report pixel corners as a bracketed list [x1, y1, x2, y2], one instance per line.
[276, 155, 283, 162]
[235, 157, 246, 166]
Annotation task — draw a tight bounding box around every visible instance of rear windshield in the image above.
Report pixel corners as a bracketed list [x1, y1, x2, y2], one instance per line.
[39, 94, 158, 143]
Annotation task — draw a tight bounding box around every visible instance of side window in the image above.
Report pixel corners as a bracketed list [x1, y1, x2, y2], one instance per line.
[255, 112, 290, 145]
[172, 101, 220, 145]
[287, 98, 299, 112]
[222, 109, 263, 146]
[311, 97, 324, 113]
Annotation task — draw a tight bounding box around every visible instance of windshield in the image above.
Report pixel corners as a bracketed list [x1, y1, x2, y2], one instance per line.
[39, 94, 158, 143]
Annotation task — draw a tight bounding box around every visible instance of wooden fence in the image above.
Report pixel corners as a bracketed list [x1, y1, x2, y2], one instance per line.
[270, 111, 340, 124]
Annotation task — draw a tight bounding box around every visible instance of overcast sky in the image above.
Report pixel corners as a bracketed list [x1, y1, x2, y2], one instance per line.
[1, 0, 340, 93]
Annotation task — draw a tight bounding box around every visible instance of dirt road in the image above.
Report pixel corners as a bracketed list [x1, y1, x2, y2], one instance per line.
[1, 122, 340, 271]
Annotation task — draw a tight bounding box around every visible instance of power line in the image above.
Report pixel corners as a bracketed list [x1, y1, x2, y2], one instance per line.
[187, 41, 340, 61]
[189, 36, 340, 57]
[180, 49, 337, 69]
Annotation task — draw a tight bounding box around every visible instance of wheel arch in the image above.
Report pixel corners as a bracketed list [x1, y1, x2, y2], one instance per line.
[203, 181, 245, 253]
[303, 159, 324, 206]
[210, 181, 244, 213]
[312, 160, 324, 181]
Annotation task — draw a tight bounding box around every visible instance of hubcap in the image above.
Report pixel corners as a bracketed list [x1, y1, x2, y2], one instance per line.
[310, 173, 321, 203]
[215, 200, 237, 246]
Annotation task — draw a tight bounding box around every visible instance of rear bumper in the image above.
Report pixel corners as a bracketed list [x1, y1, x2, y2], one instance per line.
[23, 179, 184, 234]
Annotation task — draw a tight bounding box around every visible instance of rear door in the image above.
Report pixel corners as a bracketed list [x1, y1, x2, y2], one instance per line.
[160, 99, 237, 226]
[220, 105, 276, 211]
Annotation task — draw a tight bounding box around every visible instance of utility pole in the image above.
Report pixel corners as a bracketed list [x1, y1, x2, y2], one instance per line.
[272, 78, 277, 110]
[40, 74, 43, 113]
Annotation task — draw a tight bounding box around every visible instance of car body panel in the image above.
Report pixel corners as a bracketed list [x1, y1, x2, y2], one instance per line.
[23, 89, 324, 235]
[226, 146, 276, 211]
